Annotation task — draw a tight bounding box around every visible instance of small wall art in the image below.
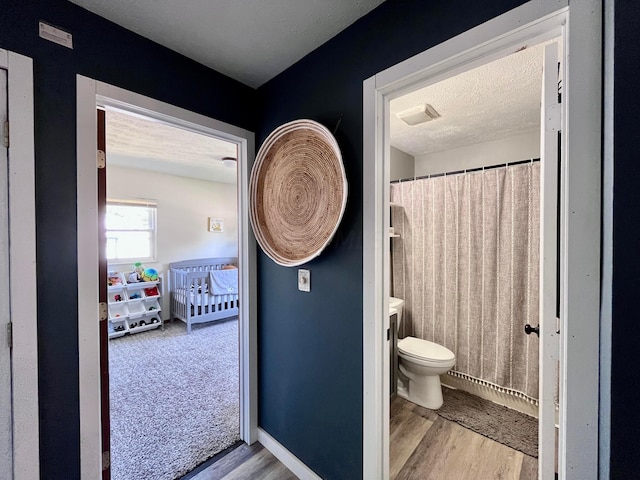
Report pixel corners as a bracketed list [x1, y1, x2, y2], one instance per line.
[208, 217, 224, 232]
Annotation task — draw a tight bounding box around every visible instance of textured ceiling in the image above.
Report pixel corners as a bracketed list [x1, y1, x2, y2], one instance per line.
[107, 43, 552, 182]
[106, 110, 238, 184]
[390, 43, 548, 158]
[68, 0, 386, 88]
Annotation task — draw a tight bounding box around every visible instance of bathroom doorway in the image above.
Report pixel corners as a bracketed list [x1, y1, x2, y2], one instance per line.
[363, 3, 602, 479]
[386, 38, 555, 478]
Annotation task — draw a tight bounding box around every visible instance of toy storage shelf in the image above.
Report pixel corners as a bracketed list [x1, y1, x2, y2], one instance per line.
[107, 272, 163, 339]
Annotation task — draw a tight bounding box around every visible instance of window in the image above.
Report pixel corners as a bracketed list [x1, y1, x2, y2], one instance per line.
[106, 199, 157, 263]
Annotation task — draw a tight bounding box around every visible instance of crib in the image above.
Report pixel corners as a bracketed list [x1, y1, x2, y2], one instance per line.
[168, 257, 239, 334]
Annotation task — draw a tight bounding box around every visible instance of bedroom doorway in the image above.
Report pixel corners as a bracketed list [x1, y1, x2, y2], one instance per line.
[98, 106, 244, 480]
[76, 77, 258, 480]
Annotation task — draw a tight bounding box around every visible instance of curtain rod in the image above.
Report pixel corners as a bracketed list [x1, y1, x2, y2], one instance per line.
[391, 157, 540, 184]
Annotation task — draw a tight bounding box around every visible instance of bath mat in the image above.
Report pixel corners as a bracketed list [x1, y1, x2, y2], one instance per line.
[434, 387, 538, 457]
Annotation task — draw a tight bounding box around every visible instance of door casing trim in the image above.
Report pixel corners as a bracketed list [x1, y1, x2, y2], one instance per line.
[0, 48, 39, 480]
[76, 76, 258, 478]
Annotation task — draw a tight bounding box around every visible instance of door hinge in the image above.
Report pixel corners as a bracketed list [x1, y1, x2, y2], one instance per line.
[545, 103, 562, 132]
[556, 316, 561, 335]
[99, 302, 108, 321]
[3, 121, 8, 148]
[102, 450, 110, 470]
[97, 149, 106, 169]
[6, 323, 12, 349]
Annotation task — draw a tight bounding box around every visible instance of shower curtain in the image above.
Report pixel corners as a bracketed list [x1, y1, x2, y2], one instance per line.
[391, 162, 540, 401]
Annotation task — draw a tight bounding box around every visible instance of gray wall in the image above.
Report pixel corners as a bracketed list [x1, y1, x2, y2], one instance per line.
[415, 130, 540, 175]
[390, 146, 415, 181]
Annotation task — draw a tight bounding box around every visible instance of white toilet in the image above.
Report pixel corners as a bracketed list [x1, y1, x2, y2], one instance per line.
[389, 297, 456, 410]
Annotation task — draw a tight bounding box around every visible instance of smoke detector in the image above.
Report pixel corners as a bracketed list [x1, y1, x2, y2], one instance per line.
[396, 104, 441, 125]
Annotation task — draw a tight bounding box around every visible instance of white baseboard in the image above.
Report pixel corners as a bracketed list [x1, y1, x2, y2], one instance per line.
[257, 428, 322, 480]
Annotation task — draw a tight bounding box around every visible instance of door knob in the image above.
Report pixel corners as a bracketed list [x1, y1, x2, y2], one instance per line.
[524, 324, 540, 336]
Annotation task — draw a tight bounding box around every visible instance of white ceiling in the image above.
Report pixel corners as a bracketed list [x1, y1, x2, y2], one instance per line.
[68, 0, 386, 88]
[106, 110, 239, 184]
[390, 43, 547, 158]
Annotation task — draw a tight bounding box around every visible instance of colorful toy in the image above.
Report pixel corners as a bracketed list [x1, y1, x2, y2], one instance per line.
[114, 294, 122, 302]
[129, 292, 141, 299]
[144, 286, 159, 297]
[141, 268, 158, 282]
[134, 262, 145, 277]
[108, 272, 122, 286]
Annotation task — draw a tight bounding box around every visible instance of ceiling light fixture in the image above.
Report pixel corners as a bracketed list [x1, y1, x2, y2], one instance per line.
[221, 156, 237, 168]
[396, 104, 441, 125]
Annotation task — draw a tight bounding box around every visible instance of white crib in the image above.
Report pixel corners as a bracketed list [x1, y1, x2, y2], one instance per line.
[168, 257, 239, 334]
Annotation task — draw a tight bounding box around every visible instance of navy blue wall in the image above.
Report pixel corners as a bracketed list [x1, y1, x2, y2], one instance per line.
[610, 0, 640, 477]
[1, 0, 638, 478]
[0, 1, 255, 478]
[255, 1, 527, 478]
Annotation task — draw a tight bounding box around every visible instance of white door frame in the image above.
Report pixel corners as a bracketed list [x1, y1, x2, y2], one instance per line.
[0, 49, 39, 480]
[76, 76, 258, 478]
[363, 1, 603, 479]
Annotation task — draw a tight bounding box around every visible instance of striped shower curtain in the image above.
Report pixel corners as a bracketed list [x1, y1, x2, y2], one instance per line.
[390, 162, 540, 401]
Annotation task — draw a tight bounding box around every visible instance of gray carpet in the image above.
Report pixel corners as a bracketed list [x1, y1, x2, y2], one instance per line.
[436, 387, 538, 457]
[109, 318, 240, 480]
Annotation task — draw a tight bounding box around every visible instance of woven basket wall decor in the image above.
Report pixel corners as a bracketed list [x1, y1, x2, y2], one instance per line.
[249, 119, 348, 267]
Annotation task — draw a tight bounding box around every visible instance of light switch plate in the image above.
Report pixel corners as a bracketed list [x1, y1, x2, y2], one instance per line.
[298, 269, 310, 292]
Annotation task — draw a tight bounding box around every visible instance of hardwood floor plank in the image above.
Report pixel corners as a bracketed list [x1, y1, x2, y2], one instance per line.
[222, 448, 296, 480]
[258, 461, 299, 480]
[393, 397, 534, 480]
[189, 443, 264, 480]
[469, 435, 524, 480]
[389, 399, 434, 479]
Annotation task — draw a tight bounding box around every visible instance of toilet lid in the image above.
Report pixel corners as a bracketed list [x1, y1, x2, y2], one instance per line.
[398, 337, 455, 363]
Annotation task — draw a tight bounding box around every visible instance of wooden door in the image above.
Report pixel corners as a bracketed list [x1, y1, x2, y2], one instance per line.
[97, 108, 111, 479]
[538, 41, 561, 480]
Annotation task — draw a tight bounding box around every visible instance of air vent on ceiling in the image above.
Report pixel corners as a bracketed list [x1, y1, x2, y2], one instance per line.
[396, 104, 441, 125]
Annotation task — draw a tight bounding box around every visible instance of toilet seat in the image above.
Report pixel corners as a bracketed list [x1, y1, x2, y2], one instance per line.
[398, 336, 455, 364]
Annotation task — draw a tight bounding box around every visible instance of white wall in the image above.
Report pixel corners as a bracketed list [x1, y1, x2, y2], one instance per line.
[107, 165, 238, 318]
[390, 146, 415, 181]
[414, 130, 540, 176]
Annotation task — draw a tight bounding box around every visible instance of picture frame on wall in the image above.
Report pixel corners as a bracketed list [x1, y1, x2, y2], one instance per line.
[208, 217, 224, 232]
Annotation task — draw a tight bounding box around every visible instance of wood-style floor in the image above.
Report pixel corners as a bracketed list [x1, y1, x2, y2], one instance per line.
[391, 395, 537, 480]
[185, 395, 537, 480]
[183, 442, 297, 480]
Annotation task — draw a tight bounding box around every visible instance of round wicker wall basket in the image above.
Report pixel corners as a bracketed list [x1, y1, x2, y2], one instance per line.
[249, 119, 348, 267]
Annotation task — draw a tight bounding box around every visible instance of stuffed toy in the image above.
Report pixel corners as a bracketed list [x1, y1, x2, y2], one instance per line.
[142, 268, 158, 282]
